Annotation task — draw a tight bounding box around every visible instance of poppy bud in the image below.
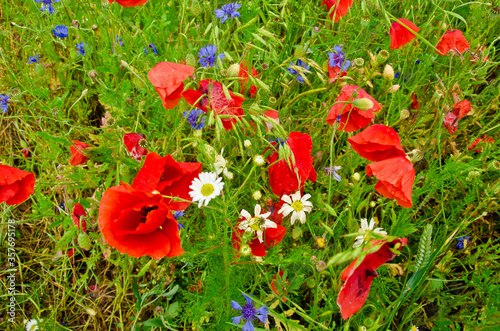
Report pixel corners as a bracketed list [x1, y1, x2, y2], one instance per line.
[352, 98, 374, 110]
[226, 63, 240, 78]
[383, 64, 394, 81]
[377, 50, 390, 64]
[468, 170, 481, 179]
[440, 21, 447, 30]
[388, 85, 400, 93]
[185, 53, 196, 67]
[408, 149, 424, 162]
[400, 109, 410, 120]
[35, 63, 45, 76]
[191, 0, 202, 16]
[353, 58, 365, 68]
[78, 232, 92, 250]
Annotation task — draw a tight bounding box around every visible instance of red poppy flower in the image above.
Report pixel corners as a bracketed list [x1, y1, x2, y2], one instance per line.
[366, 157, 415, 208]
[271, 270, 289, 302]
[108, 0, 149, 7]
[410, 93, 419, 110]
[0, 165, 35, 206]
[98, 183, 183, 259]
[468, 135, 495, 152]
[238, 62, 259, 98]
[436, 30, 470, 56]
[322, 0, 354, 22]
[132, 152, 202, 211]
[348, 125, 406, 162]
[337, 237, 407, 319]
[183, 79, 245, 130]
[148, 62, 194, 109]
[264, 110, 279, 132]
[326, 85, 382, 132]
[328, 65, 348, 83]
[123, 133, 149, 161]
[22, 148, 30, 158]
[390, 18, 420, 50]
[69, 140, 90, 166]
[71, 203, 87, 233]
[443, 112, 458, 134]
[267, 132, 317, 197]
[232, 204, 286, 257]
[452, 100, 471, 120]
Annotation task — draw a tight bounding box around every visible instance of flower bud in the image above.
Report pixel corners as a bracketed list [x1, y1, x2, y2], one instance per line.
[388, 85, 400, 94]
[352, 172, 361, 182]
[185, 53, 196, 67]
[294, 46, 304, 58]
[383, 64, 394, 81]
[370, 201, 376, 207]
[191, 0, 202, 16]
[252, 190, 262, 200]
[253, 155, 265, 166]
[409, 149, 424, 162]
[468, 170, 481, 179]
[88, 70, 97, 80]
[400, 109, 410, 120]
[244, 140, 252, 148]
[226, 63, 240, 77]
[91, 24, 98, 31]
[352, 98, 374, 110]
[78, 232, 92, 250]
[377, 50, 390, 64]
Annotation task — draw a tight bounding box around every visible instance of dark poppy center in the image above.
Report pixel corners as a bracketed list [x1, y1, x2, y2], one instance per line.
[138, 206, 158, 223]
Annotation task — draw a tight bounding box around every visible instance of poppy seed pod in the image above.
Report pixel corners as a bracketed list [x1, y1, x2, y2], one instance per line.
[360, 17, 370, 28]
[352, 98, 374, 111]
[353, 58, 365, 68]
[383, 64, 394, 81]
[377, 50, 390, 64]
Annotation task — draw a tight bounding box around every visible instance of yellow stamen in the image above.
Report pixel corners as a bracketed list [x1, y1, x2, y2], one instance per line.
[200, 183, 214, 196]
[291, 201, 303, 212]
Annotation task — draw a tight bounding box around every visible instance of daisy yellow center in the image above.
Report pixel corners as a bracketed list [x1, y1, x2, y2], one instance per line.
[200, 183, 214, 196]
[291, 200, 304, 212]
[249, 217, 265, 231]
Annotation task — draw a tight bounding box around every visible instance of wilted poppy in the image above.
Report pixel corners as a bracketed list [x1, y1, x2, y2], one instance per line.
[366, 156, 415, 208]
[443, 112, 458, 134]
[271, 270, 289, 302]
[108, 0, 149, 7]
[436, 29, 469, 55]
[390, 18, 420, 50]
[452, 100, 471, 120]
[71, 203, 87, 233]
[337, 237, 407, 319]
[326, 85, 382, 132]
[267, 132, 317, 197]
[468, 135, 495, 152]
[98, 183, 183, 259]
[238, 62, 259, 98]
[183, 79, 245, 130]
[321, 0, 354, 22]
[0, 165, 35, 205]
[69, 140, 90, 166]
[148, 62, 194, 109]
[123, 133, 149, 161]
[132, 152, 202, 211]
[348, 124, 407, 162]
[410, 93, 419, 110]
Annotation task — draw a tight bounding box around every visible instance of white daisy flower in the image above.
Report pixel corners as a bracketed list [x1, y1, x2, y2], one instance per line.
[352, 218, 387, 248]
[410, 326, 419, 331]
[238, 204, 277, 243]
[278, 191, 313, 225]
[25, 319, 39, 331]
[189, 172, 224, 207]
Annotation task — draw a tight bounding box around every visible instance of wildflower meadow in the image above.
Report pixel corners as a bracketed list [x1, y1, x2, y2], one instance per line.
[1, 0, 500, 330]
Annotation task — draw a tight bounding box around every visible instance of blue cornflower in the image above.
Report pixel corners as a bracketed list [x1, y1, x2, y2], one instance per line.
[0, 94, 10, 113]
[144, 43, 158, 55]
[198, 44, 225, 68]
[116, 35, 124, 47]
[215, 2, 242, 24]
[324, 166, 342, 182]
[76, 42, 86, 57]
[328, 45, 351, 71]
[416, 60, 420, 64]
[28, 54, 40, 64]
[456, 236, 470, 249]
[53, 25, 68, 38]
[231, 293, 268, 331]
[394, 72, 401, 79]
[173, 211, 186, 229]
[287, 59, 311, 84]
[55, 202, 66, 214]
[35, 0, 61, 15]
[183, 108, 206, 130]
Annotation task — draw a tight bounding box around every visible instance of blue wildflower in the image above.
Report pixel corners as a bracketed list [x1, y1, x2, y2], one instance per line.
[183, 108, 207, 130]
[53, 25, 68, 38]
[416, 60, 420, 64]
[28, 54, 40, 64]
[198, 44, 225, 68]
[76, 42, 86, 57]
[35, 0, 61, 15]
[215, 2, 242, 24]
[173, 211, 186, 229]
[116, 35, 124, 47]
[456, 236, 470, 249]
[231, 293, 268, 331]
[328, 45, 351, 71]
[394, 72, 401, 79]
[287, 59, 310, 84]
[324, 166, 342, 182]
[0, 94, 10, 113]
[144, 43, 158, 55]
[55, 202, 66, 214]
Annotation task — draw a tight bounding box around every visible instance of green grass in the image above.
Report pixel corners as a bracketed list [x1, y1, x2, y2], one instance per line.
[0, 0, 499, 330]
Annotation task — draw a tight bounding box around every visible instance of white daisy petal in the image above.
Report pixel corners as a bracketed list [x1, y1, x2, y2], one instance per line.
[240, 209, 252, 220]
[281, 194, 292, 204]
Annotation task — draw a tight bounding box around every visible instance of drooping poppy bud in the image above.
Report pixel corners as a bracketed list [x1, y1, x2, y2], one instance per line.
[390, 18, 420, 50]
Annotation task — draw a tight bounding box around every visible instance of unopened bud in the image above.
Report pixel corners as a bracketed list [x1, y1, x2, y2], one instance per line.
[383, 64, 394, 81]
[244, 140, 252, 148]
[91, 24, 98, 31]
[185, 53, 196, 67]
[78, 232, 92, 250]
[88, 70, 97, 80]
[254, 155, 265, 166]
[191, 0, 202, 16]
[409, 149, 424, 162]
[252, 190, 262, 200]
[434, 90, 444, 99]
[400, 109, 410, 120]
[388, 85, 400, 93]
[226, 63, 240, 77]
[468, 170, 481, 179]
[352, 172, 361, 182]
[369, 201, 376, 207]
[352, 98, 374, 110]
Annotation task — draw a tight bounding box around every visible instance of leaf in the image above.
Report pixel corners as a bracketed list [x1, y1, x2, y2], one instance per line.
[134, 260, 153, 278]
